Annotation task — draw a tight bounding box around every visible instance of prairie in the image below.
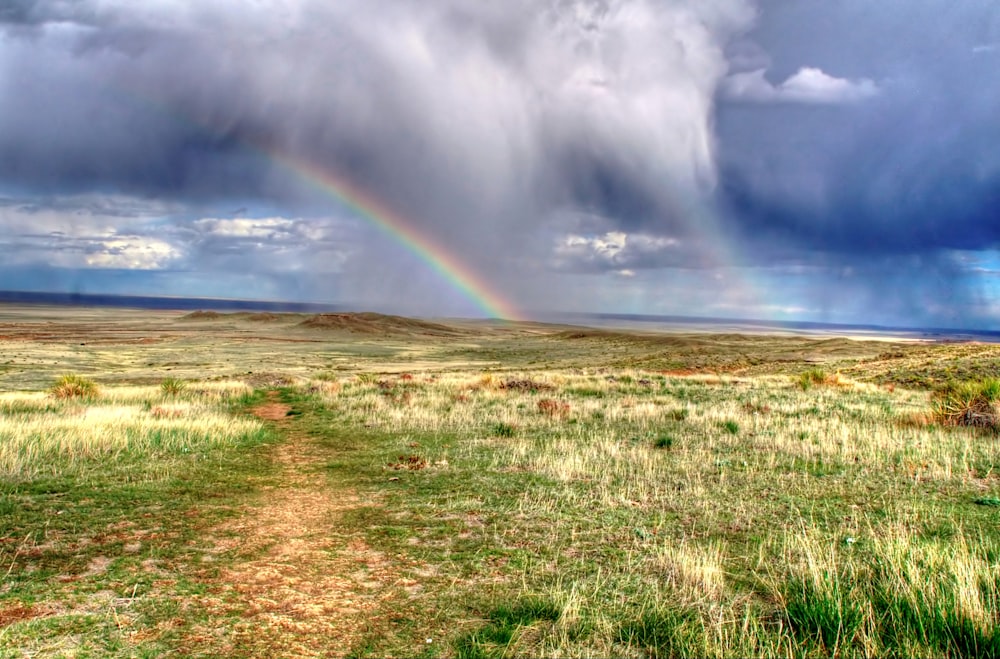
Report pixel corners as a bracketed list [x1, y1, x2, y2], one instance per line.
[1, 306, 999, 657]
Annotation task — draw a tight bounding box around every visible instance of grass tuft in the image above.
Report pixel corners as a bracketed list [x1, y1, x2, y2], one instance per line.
[653, 435, 674, 450]
[797, 368, 836, 390]
[666, 408, 689, 422]
[932, 379, 1000, 429]
[49, 374, 98, 399]
[538, 399, 570, 418]
[455, 598, 562, 658]
[492, 422, 517, 438]
[617, 606, 706, 658]
[160, 377, 187, 396]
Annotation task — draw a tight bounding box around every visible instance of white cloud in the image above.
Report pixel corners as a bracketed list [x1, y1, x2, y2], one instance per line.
[721, 66, 879, 104]
[84, 235, 180, 269]
[194, 217, 297, 240]
[553, 231, 682, 272]
[0, 194, 184, 269]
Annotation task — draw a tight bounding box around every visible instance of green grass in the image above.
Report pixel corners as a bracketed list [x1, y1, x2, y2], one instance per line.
[289, 369, 1000, 657]
[160, 376, 187, 396]
[0, 384, 275, 657]
[653, 435, 674, 449]
[492, 422, 517, 438]
[455, 598, 563, 658]
[6, 307, 1000, 656]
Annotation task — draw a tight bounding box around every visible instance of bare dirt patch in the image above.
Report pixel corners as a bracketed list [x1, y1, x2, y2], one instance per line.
[250, 401, 293, 421]
[188, 393, 403, 657]
[0, 603, 53, 628]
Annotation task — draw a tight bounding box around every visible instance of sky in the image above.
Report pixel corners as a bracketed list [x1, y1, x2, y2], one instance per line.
[1, 0, 999, 327]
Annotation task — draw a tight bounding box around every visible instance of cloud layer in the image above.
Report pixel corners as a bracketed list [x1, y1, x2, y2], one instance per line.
[1, 0, 999, 326]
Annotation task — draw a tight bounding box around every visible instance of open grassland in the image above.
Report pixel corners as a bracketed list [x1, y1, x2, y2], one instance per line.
[0, 379, 273, 657]
[2, 306, 1000, 657]
[294, 369, 1000, 657]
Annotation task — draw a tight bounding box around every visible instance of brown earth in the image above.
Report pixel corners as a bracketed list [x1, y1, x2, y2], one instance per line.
[0, 603, 53, 628]
[185, 393, 404, 657]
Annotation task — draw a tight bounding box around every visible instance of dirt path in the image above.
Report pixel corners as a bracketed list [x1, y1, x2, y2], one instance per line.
[190, 393, 400, 657]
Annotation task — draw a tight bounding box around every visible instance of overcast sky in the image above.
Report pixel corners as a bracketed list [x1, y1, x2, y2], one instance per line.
[1, 0, 998, 326]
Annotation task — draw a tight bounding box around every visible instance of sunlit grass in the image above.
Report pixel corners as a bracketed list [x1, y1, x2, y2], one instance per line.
[300, 368, 1000, 656]
[0, 381, 261, 478]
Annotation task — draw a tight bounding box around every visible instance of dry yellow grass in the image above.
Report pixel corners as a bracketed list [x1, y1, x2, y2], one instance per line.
[0, 381, 261, 477]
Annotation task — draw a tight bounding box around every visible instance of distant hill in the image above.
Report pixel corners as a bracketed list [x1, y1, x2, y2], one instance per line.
[298, 312, 465, 337]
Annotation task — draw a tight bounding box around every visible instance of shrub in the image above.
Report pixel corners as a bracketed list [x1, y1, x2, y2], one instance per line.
[932, 379, 1000, 428]
[50, 374, 99, 399]
[666, 408, 689, 422]
[653, 435, 674, 450]
[798, 368, 830, 390]
[493, 422, 516, 438]
[721, 420, 740, 435]
[160, 377, 187, 396]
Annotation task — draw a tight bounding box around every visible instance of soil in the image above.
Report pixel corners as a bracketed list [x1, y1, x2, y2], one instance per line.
[187, 393, 401, 657]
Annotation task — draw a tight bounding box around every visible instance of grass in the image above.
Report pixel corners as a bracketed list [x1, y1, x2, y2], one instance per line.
[931, 378, 1000, 428]
[0, 381, 273, 657]
[160, 377, 187, 396]
[297, 369, 1000, 656]
[49, 374, 99, 399]
[4, 307, 1000, 656]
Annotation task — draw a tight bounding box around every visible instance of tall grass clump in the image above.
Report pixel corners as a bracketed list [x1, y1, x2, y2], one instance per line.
[456, 598, 562, 658]
[49, 374, 98, 399]
[160, 376, 187, 396]
[932, 379, 1000, 429]
[798, 368, 832, 391]
[770, 527, 1000, 658]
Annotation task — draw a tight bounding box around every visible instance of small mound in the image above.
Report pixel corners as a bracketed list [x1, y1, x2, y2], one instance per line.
[297, 312, 462, 337]
[181, 310, 224, 320]
[247, 313, 282, 322]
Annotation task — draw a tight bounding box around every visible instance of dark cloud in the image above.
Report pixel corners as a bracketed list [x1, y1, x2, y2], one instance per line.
[0, 0, 761, 316]
[0, 1, 33, 24]
[1, 0, 999, 325]
[717, 1, 1000, 274]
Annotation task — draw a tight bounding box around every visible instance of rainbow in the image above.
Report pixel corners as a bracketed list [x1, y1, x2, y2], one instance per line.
[272, 154, 522, 321]
[106, 88, 522, 321]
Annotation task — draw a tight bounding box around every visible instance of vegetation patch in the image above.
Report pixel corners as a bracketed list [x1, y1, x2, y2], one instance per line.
[49, 373, 99, 399]
[617, 606, 707, 659]
[932, 379, 1000, 428]
[797, 367, 841, 390]
[455, 598, 562, 658]
[0, 382, 272, 656]
[160, 376, 187, 396]
[387, 454, 428, 470]
[537, 398, 570, 418]
[499, 379, 555, 393]
[492, 422, 517, 438]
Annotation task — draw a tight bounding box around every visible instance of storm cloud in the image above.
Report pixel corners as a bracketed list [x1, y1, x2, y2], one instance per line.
[1, 0, 999, 325]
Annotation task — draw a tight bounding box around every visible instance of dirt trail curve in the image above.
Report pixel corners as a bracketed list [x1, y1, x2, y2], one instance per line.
[189, 392, 399, 657]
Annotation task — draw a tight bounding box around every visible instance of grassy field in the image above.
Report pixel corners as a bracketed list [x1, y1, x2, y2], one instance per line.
[2, 307, 1000, 657]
